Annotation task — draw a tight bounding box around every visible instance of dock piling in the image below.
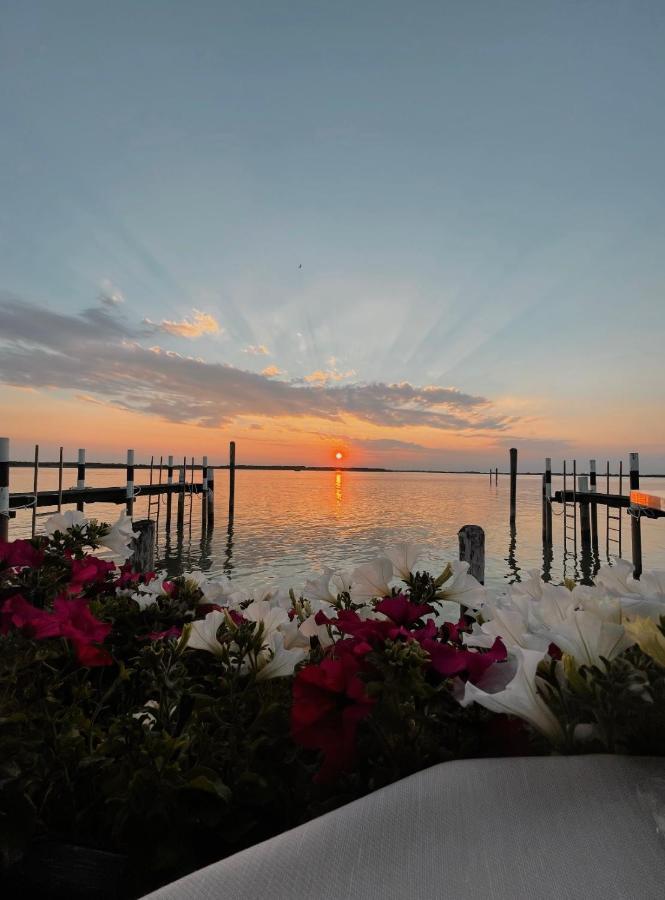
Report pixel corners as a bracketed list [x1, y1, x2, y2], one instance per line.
[589, 459, 599, 559]
[509, 448, 517, 526]
[177, 462, 185, 529]
[207, 464, 215, 527]
[544, 457, 552, 546]
[76, 448, 86, 512]
[31, 445, 39, 536]
[630, 452, 642, 578]
[166, 455, 174, 528]
[57, 447, 64, 512]
[129, 519, 155, 573]
[202, 456, 208, 529]
[458, 524, 485, 585]
[578, 474, 592, 557]
[126, 449, 135, 517]
[1, 437, 9, 542]
[228, 441, 236, 525]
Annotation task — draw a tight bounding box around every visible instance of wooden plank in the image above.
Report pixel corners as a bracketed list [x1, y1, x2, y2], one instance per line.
[9, 482, 201, 510]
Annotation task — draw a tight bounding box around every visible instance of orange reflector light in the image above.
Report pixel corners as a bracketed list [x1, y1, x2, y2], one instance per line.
[630, 490, 665, 511]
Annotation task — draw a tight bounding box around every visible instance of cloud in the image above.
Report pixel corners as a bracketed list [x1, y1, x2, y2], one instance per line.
[99, 279, 125, 307]
[243, 344, 270, 355]
[262, 365, 285, 377]
[143, 309, 221, 339]
[0, 295, 515, 434]
[303, 368, 356, 384]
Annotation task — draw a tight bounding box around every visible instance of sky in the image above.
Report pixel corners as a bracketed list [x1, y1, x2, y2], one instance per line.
[1, 1, 664, 471]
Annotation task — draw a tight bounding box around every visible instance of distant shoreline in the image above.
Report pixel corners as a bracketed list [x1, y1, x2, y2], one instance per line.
[8, 461, 665, 477]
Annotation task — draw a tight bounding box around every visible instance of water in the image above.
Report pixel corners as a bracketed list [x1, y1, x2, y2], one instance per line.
[8, 468, 665, 592]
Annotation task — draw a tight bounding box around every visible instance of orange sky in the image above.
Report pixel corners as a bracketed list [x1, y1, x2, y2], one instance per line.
[3, 384, 664, 472]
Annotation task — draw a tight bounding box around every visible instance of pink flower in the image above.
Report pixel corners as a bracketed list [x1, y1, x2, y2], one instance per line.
[291, 653, 375, 783]
[144, 626, 182, 641]
[69, 556, 116, 590]
[375, 593, 433, 626]
[0, 595, 56, 635]
[418, 633, 507, 682]
[0, 539, 45, 569]
[51, 596, 113, 665]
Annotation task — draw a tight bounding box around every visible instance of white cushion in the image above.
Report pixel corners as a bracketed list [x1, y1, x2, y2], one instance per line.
[143, 755, 665, 899]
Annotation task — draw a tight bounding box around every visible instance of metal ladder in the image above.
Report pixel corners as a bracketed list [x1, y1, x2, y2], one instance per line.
[30, 445, 66, 536]
[562, 459, 578, 577]
[605, 459, 623, 558]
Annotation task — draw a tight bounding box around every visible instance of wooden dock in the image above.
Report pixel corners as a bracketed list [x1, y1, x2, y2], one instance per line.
[0, 437, 233, 541]
[9, 482, 202, 510]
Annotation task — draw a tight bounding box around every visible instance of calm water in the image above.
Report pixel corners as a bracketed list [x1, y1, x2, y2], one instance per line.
[8, 468, 665, 592]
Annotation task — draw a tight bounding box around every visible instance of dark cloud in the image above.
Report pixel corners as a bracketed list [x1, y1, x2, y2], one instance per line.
[0, 295, 515, 433]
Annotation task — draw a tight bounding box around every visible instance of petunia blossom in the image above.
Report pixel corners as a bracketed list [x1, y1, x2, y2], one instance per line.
[291, 653, 375, 782]
[0, 539, 45, 569]
[386, 543, 425, 582]
[460, 646, 564, 743]
[44, 510, 88, 535]
[100, 511, 137, 560]
[350, 557, 394, 604]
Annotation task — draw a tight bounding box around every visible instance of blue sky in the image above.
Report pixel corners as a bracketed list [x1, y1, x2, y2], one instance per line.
[1, 1, 664, 468]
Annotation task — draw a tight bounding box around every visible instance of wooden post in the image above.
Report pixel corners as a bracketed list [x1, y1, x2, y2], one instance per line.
[177, 462, 185, 529]
[126, 449, 135, 517]
[509, 448, 517, 526]
[201, 455, 208, 528]
[495, 467, 498, 483]
[0, 437, 9, 542]
[166, 454, 174, 528]
[207, 464, 215, 526]
[589, 459, 598, 558]
[31, 444, 39, 537]
[129, 519, 155, 573]
[57, 446, 64, 512]
[578, 475, 591, 552]
[228, 440, 236, 524]
[76, 448, 86, 512]
[630, 452, 642, 579]
[458, 524, 485, 585]
[544, 457, 552, 546]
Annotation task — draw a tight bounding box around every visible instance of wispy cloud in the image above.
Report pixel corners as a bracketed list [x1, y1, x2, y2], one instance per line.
[262, 365, 285, 377]
[99, 279, 125, 307]
[303, 368, 356, 384]
[0, 295, 515, 434]
[143, 309, 221, 339]
[243, 344, 270, 355]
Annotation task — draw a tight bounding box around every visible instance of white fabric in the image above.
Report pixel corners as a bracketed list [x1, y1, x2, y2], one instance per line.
[143, 755, 665, 899]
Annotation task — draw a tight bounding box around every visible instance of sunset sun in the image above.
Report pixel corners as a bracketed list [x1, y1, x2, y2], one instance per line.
[335, 451, 344, 461]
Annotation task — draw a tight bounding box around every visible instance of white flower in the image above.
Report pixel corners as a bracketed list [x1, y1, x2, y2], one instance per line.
[299, 612, 335, 647]
[243, 599, 290, 634]
[131, 590, 159, 611]
[548, 609, 632, 669]
[44, 509, 88, 535]
[100, 510, 137, 561]
[255, 631, 307, 680]
[302, 567, 353, 605]
[183, 609, 226, 655]
[460, 646, 563, 743]
[350, 558, 394, 604]
[386, 543, 425, 581]
[576, 560, 665, 622]
[464, 602, 550, 653]
[436, 560, 486, 611]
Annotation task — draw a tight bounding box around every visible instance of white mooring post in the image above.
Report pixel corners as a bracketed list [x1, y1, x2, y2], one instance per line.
[126, 449, 135, 517]
[0, 437, 9, 542]
[629, 452, 642, 578]
[76, 448, 86, 512]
